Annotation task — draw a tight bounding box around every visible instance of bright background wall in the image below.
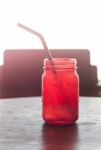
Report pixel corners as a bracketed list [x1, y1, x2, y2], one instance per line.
[0, 0, 101, 80]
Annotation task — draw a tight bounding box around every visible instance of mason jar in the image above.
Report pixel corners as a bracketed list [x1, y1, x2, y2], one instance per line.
[42, 58, 79, 125]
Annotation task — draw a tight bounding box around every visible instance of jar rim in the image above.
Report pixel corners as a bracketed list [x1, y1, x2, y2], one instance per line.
[44, 58, 77, 64]
[44, 58, 77, 69]
[44, 58, 76, 61]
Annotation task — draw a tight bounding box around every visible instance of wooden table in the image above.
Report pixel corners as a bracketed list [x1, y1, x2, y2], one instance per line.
[0, 96, 101, 150]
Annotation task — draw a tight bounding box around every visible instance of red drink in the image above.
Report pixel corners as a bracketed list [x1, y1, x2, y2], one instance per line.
[42, 58, 79, 125]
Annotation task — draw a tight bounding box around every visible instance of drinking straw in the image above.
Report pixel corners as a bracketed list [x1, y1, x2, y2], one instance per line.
[17, 23, 72, 115]
[17, 23, 53, 60]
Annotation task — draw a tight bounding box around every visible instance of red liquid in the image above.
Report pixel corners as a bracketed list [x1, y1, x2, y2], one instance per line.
[42, 58, 79, 125]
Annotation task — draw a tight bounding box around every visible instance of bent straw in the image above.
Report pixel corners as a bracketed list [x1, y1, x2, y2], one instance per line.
[17, 23, 53, 60]
[17, 23, 73, 115]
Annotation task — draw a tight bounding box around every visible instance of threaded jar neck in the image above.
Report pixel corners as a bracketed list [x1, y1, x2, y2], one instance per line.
[44, 58, 77, 69]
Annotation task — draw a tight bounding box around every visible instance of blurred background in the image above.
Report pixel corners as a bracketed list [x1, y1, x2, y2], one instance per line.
[0, 0, 101, 81]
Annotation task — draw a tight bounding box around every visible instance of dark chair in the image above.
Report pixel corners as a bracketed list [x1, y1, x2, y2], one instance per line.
[1, 49, 98, 98]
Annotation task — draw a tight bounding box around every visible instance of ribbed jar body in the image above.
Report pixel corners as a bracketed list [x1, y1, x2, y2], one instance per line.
[42, 58, 79, 125]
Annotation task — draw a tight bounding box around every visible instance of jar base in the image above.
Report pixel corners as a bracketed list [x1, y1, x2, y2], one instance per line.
[45, 120, 76, 125]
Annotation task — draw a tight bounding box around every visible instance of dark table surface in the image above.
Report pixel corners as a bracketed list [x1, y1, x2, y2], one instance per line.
[0, 96, 101, 150]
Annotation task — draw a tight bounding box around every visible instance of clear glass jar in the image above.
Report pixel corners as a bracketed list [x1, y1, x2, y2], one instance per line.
[42, 58, 79, 125]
